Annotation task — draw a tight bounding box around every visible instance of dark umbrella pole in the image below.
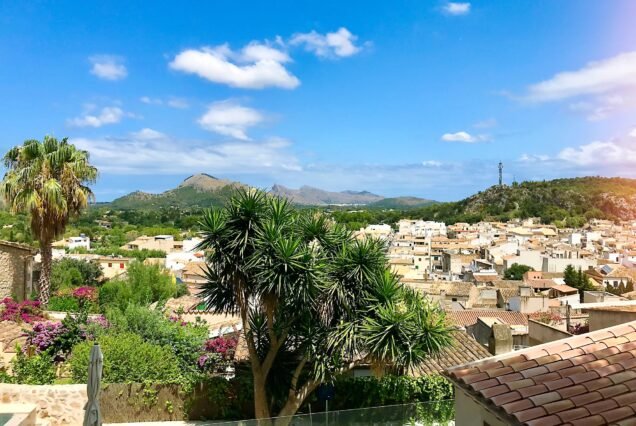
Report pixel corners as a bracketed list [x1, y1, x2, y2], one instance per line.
[84, 343, 104, 426]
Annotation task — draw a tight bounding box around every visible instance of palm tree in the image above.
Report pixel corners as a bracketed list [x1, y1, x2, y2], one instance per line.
[2, 137, 97, 305]
[199, 188, 452, 422]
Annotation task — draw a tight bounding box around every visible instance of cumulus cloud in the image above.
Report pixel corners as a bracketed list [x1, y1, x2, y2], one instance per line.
[170, 42, 299, 89]
[290, 28, 363, 58]
[441, 131, 489, 143]
[89, 55, 127, 81]
[72, 133, 301, 175]
[198, 102, 264, 140]
[140, 96, 189, 109]
[422, 160, 443, 167]
[519, 153, 550, 163]
[525, 51, 636, 102]
[557, 140, 636, 167]
[67, 106, 125, 128]
[443, 2, 471, 15]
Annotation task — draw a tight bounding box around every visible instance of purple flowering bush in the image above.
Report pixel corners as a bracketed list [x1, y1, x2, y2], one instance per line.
[24, 321, 66, 353]
[0, 298, 45, 324]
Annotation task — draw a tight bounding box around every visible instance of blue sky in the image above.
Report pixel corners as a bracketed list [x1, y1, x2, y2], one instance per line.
[1, 1, 636, 201]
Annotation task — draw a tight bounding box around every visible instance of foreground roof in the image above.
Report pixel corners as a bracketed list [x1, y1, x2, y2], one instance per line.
[446, 321, 636, 425]
[411, 330, 491, 376]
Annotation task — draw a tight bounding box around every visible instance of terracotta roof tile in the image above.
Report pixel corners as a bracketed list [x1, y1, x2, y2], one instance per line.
[490, 390, 521, 406]
[600, 406, 636, 423]
[525, 415, 564, 426]
[411, 330, 491, 375]
[444, 310, 529, 327]
[582, 377, 614, 392]
[556, 407, 591, 423]
[518, 384, 549, 398]
[529, 391, 561, 406]
[544, 399, 576, 415]
[570, 391, 603, 407]
[569, 415, 610, 426]
[444, 320, 636, 425]
[586, 398, 618, 415]
[514, 406, 547, 423]
[544, 377, 575, 391]
[502, 398, 534, 414]
[496, 372, 524, 384]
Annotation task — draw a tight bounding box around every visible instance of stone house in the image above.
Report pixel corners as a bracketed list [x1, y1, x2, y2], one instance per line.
[0, 241, 36, 301]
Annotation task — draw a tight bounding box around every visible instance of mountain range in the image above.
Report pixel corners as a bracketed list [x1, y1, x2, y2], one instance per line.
[108, 174, 435, 209]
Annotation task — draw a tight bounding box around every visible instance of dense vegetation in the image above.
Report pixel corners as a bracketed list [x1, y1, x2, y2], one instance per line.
[198, 188, 452, 419]
[331, 177, 636, 229]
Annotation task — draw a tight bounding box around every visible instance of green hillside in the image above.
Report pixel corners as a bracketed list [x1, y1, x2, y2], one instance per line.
[409, 177, 636, 226]
[368, 196, 436, 209]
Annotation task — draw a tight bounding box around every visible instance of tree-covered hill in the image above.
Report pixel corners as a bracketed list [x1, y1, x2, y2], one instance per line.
[407, 177, 636, 226]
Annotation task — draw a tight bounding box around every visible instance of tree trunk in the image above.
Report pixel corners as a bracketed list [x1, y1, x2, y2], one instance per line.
[253, 372, 271, 421]
[38, 241, 52, 306]
[273, 380, 320, 426]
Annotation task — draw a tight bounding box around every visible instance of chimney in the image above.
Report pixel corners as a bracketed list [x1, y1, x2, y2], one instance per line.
[488, 324, 513, 355]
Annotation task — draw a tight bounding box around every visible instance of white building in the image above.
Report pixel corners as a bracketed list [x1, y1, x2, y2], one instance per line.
[397, 220, 446, 238]
[67, 235, 90, 250]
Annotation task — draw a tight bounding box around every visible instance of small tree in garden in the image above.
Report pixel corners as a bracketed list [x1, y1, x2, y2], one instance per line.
[198, 188, 453, 421]
[1, 137, 97, 305]
[503, 263, 533, 280]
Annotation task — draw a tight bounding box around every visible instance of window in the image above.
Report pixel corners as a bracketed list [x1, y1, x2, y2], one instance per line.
[120, 263, 125, 269]
[108, 263, 112, 268]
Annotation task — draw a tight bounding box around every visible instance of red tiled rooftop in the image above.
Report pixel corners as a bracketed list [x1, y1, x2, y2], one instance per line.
[445, 310, 529, 327]
[445, 320, 636, 425]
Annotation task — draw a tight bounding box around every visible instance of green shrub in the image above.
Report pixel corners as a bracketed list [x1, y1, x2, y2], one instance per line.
[106, 305, 207, 377]
[11, 351, 56, 384]
[98, 262, 176, 309]
[326, 375, 453, 410]
[51, 258, 102, 292]
[70, 333, 182, 384]
[48, 295, 80, 312]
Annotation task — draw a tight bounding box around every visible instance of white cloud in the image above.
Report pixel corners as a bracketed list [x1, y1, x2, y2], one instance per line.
[67, 106, 125, 128]
[166, 98, 189, 109]
[140, 96, 189, 109]
[630, 128, 636, 138]
[89, 55, 127, 81]
[473, 118, 498, 129]
[422, 160, 443, 167]
[170, 42, 299, 89]
[131, 128, 167, 140]
[290, 28, 363, 58]
[443, 2, 471, 15]
[557, 140, 636, 167]
[441, 131, 488, 143]
[519, 153, 550, 163]
[198, 102, 264, 140]
[525, 51, 636, 102]
[72, 134, 301, 175]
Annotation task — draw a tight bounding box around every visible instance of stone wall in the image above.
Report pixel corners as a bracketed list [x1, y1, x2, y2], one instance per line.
[0, 384, 86, 425]
[0, 243, 33, 301]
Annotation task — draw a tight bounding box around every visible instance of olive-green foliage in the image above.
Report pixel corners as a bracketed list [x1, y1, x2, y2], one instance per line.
[98, 262, 176, 309]
[10, 351, 56, 385]
[70, 333, 182, 384]
[51, 258, 103, 292]
[326, 375, 453, 410]
[105, 305, 207, 377]
[504, 263, 534, 280]
[331, 177, 636, 227]
[71, 247, 167, 261]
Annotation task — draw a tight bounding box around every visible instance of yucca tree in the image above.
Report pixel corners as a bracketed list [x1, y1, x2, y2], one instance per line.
[2, 137, 97, 305]
[199, 188, 452, 423]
